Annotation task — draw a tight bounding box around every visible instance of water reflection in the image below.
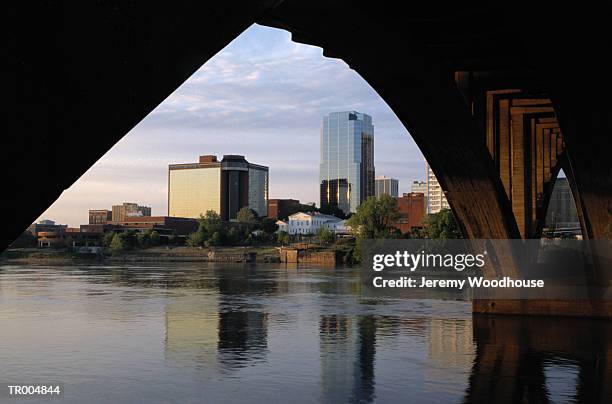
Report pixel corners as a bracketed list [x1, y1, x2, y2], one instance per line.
[216, 269, 270, 371]
[0, 264, 609, 403]
[319, 315, 376, 403]
[465, 315, 611, 403]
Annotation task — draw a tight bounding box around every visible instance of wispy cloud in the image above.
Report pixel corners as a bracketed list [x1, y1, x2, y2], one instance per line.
[38, 24, 424, 226]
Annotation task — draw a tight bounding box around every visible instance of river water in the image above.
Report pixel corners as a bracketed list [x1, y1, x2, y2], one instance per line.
[0, 263, 609, 403]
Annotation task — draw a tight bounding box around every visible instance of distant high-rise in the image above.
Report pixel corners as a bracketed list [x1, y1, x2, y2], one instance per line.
[411, 180, 427, 195]
[320, 111, 375, 214]
[112, 203, 151, 222]
[545, 177, 579, 228]
[425, 161, 449, 214]
[375, 176, 399, 198]
[411, 180, 427, 213]
[168, 155, 268, 220]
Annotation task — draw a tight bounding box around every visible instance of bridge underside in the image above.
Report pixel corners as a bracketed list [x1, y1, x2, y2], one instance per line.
[6, 2, 612, 314]
[258, 1, 611, 241]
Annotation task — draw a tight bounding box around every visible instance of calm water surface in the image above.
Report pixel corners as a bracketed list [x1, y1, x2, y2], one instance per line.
[0, 263, 609, 403]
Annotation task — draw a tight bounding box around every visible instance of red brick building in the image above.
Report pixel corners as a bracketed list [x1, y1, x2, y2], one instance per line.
[88, 209, 112, 224]
[81, 216, 199, 236]
[394, 192, 426, 234]
[267, 199, 301, 219]
[38, 230, 101, 248]
[109, 216, 199, 235]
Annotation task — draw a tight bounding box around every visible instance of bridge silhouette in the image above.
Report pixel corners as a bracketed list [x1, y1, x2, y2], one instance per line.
[7, 2, 611, 316]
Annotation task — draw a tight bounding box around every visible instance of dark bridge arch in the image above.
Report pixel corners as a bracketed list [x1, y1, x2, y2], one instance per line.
[6, 1, 611, 250]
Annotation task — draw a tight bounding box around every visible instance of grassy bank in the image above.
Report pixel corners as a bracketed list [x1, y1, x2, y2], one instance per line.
[1, 244, 357, 266]
[1, 246, 281, 264]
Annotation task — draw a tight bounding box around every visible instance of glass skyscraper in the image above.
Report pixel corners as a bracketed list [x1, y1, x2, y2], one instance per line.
[320, 111, 375, 214]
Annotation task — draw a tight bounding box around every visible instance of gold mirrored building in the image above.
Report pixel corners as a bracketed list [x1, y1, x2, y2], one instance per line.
[168, 155, 269, 220]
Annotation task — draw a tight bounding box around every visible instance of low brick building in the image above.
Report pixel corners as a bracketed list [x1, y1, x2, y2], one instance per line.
[38, 230, 102, 248]
[88, 209, 112, 224]
[108, 216, 199, 236]
[27, 220, 67, 236]
[394, 192, 426, 234]
[267, 199, 300, 219]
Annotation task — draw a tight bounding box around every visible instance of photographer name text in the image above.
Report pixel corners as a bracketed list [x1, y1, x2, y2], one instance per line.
[371, 251, 545, 289]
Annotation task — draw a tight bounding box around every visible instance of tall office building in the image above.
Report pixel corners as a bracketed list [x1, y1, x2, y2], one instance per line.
[320, 111, 375, 214]
[375, 176, 399, 198]
[411, 180, 427, 212]
[168, 155, 268, 220]
[425, 161, 449, 214]
[411, 180, 427, 195]
[111, 203, 151, 222]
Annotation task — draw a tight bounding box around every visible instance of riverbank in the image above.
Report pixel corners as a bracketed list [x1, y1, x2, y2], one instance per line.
[0, 246, 276, 264]
[0, 245, 354, 266]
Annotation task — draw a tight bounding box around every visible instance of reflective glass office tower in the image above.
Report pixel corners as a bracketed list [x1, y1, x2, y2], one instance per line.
[320, 111, 375, 214]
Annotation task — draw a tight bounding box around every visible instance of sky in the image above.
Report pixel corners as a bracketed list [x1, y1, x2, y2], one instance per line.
[37, 24, 425, 227]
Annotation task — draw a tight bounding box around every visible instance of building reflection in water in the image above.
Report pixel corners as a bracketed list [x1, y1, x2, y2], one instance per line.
[426, 318, 475, 389]
[164, 294, 220, 376]
[464, 315, 611, 404]
[319, 315, 377, 403]
[216, 271, 269, 371]
[151, 264, 611, 402]
[164, 265, 273, 373]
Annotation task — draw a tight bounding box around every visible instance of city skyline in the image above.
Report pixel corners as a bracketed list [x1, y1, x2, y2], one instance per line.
[35, 24, 424, 227]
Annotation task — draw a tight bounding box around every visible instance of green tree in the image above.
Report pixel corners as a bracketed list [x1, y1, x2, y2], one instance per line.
[405, 227, 425, 239]
[276, 230, 290, 245]
[124, 231, 138, 249]
[226, 225, 243, 245]
[149, 230, 161, 246]
[137, 231, 150, 247]
[317, 227, 336, 244]
[345, 194, 400, 263]
[186, 231, 205, 247]
[194, 210, 225, 243]
[102, 232, 115, 247]
[260, 218, 279, 234]
[346, 194, 400, 239]
[109, 233, 126, 253]
[236, 207, 257, 225]
[109, 232, 136, 253]
[136, 229, 162, 248]
[209, 231, 224, 246]
[422, 209, 463, 239]
[199, 210, 223, 233]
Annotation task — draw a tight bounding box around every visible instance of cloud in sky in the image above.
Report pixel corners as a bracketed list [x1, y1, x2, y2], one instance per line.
[37, 24, 425, 226]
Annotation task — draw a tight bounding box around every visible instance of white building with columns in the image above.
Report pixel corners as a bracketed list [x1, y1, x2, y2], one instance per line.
[277, 212, 348, 235]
